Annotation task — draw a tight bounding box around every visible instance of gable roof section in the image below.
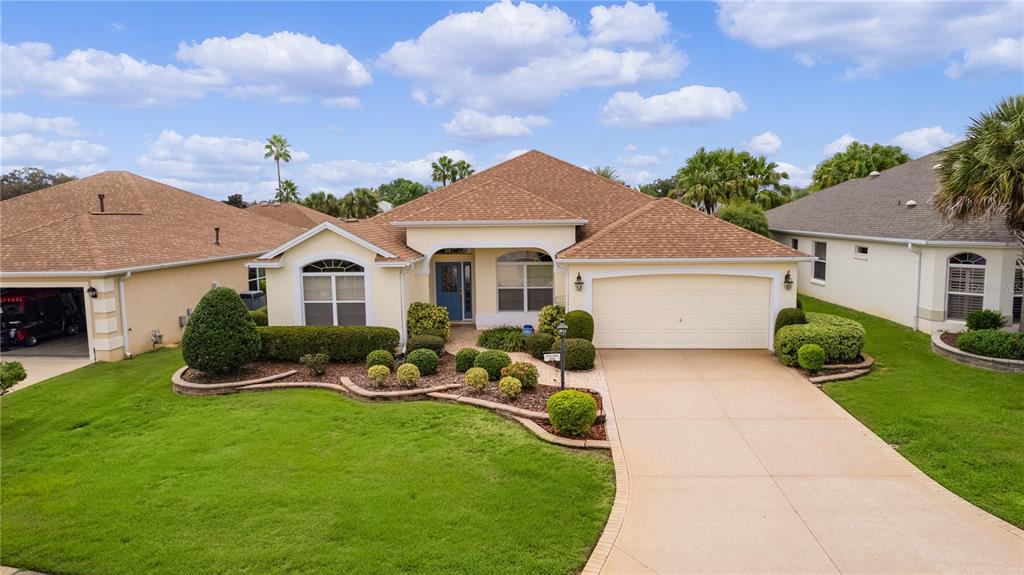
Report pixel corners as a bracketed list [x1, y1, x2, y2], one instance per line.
[766, 153, 1013, 244]
[247, 201, 339, 230]
[390, 178, 585, 225]
[559, 198, 808, 260]
[0, 171, 305, 274]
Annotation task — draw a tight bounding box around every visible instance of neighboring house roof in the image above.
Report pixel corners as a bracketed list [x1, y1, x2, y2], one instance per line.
[247, 201, 339, 230]
[390, 178, 585, 225]
[765, 153, 1013, 244]
[0, 171, 305, 274]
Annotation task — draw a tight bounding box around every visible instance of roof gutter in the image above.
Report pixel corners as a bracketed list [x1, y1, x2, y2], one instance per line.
[556, 256, 817, 264]
[769, 228, 1015, 248]
[0, 251, 268, 278]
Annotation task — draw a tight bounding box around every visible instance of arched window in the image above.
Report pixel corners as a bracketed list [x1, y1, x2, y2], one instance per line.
[497, 251, 553, 312]
[946, 253, 986, 321]
[301, 259, 366, 326]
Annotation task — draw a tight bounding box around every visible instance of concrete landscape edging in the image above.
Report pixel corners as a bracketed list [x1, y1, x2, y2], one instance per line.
[932, 330, 1024, 373]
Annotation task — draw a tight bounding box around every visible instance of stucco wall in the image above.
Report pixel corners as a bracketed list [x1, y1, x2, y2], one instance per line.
[917, 244, 1016, 333]
[404, 225, 577, 260]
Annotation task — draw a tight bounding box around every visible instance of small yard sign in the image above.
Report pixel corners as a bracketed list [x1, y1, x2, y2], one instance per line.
[543, 352, 561, 363]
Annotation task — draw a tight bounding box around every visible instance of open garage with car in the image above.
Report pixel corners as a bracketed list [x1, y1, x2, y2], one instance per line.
[1, 287, 90, 357]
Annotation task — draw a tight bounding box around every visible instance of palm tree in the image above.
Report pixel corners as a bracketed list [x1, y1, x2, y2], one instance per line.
[453, 159, 475, 182]
[274, 179, 299, 203]
[672, 148, 792, 213]
[303, 190, 341, 217]
[264, 134, 292, 192]
[338, 187, 381, 219]
[431, 156, 456, 186]
[811, 142, 910, 189]
[591, 166, 625, 184]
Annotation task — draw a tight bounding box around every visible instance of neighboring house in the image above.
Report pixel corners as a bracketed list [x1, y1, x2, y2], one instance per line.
[766, 152, 1018, 333]
[0, 172, 303, 361]
[252, 151, 809, 350]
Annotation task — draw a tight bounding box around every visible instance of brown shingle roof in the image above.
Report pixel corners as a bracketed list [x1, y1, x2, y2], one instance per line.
[392, 178, 583, 223]
[0, 171, 306, 273]
[246, 201, 339, 230]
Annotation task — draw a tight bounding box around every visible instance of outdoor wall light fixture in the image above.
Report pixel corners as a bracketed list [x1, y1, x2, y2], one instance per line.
[86, 286, 98, 298]
[784, 271, 794, 291]
[574, 272, 584, 291]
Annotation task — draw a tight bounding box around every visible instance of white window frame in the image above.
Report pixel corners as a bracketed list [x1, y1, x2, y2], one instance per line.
[248, 267, 266, 292]
[301, 259, 367, 326]
[1014, 266, 1022, 324]
[813, 241, 827, 282]
[496, 251, 554, 313]
[945, 253, 986, 321]
[854, 245, 869, 260]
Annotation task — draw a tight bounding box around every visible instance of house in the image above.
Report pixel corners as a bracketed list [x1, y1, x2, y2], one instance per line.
[766, 153, 1018, 333]
[252, 151, 809, 350]
[0, 172, 304, 361]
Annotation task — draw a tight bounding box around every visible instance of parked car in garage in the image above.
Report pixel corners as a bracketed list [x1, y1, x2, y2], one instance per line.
[1, 292, 85, 348]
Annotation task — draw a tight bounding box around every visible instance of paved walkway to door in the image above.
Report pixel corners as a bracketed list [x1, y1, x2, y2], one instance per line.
[598, 349, 1023, 574]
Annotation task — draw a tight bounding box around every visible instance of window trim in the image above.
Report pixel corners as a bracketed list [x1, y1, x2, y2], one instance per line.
[1014, 266, 1022, 324]
[790, 238, 799, 250]
[854, 245, 869, 260]
[301, 259, 367, 326]
[247, 267, 266, 292]
[945, 252, 986, 321]
[812, 241, 827, 282]
[496, 251, 554, 313]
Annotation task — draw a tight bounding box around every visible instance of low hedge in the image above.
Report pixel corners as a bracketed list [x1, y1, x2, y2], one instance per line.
[249, 309, 268, 326]
[405, 348, 439, 376]
[525, 332, 556, 360]
[957, 329, 1024, 360]
[550, 338, 596, 371]
[775, 312, 865, 366]
[774, 307, 806, 334]
[565, 310, 594, 341]
[258, 326, 400, 363]
[477, 326, 526, 352]
[966, 309, 1007, 331]
[407, 334, 444, 356]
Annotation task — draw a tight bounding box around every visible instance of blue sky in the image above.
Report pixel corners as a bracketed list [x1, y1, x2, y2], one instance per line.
[2, 1, 1021, 200]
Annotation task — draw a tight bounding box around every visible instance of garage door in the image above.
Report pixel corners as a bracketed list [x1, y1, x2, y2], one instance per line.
[592, 275, 770, 349]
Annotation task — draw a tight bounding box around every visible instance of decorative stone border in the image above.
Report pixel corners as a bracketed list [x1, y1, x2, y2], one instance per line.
[171, 366, 298, 396]
[932, 331, 1024, 373]
[807, 354, 875, 384]
[338, 377, 462, 399]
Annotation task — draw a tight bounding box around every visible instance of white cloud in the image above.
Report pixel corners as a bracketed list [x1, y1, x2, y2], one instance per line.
[618, 153, 659, 167]
[0, 132, 109, 176]
[793, 53, 817, 67]
[1, 112, 80, 136]
[890, 126, 958, 157]
[379, 0, 686, 112]
[718, 1, 1023, 78]
[775, 161, 811, 188]
[442, 109, 550, 141]
[623, 143, 638, 152]
[823, 134, 858, 156]
[496, 149, 529, 162]
[619, 168, 653, 187]
[746, 131, 781, 155]
[600, 84, 746, 127]
[589, 1, 671, 45]
[307, 150, 470, 190]
[946, 37, 1024, 78]
[323, 96, 362, 109]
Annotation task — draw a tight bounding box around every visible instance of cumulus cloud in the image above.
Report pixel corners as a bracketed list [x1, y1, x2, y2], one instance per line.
[496, 149, 529, 162]
[307, 150, 470, 190]
[323, 96, 362, 109]
[600, 85, 746, 127]
[775, 161, 811, 188]
[823, 134, 858, 155]
[946, 37, 1024, 78]
[890, 126, 958, 157]
[1, 112, 80, 136]
[442, 109, 550, 141]
[746, 131, 781, 154]
[379, 0, 686, 112]
[0, 132, 109, 176]
[718, 1, 1023, 78]
[618, 153, 659, 167]
[589, 1, 671, 45]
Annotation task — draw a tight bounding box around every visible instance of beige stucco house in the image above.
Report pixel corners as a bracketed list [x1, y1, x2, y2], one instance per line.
[767, 152, 1019, 333]
[252, 151, 810, 350]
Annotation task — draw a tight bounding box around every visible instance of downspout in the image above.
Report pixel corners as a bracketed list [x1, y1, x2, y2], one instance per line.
[907, 242, 922, 331]
[119, 271, 133, 358]
[399, 264, 408, 353]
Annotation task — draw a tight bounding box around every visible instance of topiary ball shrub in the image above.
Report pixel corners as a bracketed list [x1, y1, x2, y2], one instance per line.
[775, 312, 865, 366]
[407, 302, 451, 340]
[957, 329, 1024, 360]
[474, 349, 512, 380]
[565, 310, 594, 341]
[774, 307, 807, 334]
[300, 352, 329, 376]
[966, 309, 1007, 331]
[367, 364, 391, 385]
[464, 367, 489, 390]
[249, 308, 268, 326]
[498, 376, 522, 399]
[396, 363, 420, 387]
[455, 348, 479, 373]
[0, 361, 28, 395]
[405, 348, 438, 376]
[797, 344, 826, 373]
[477, 326, 526, 352]
[525, 332, 556, 360]
[365, 349, 395, 371]
[551, 338, 596, 371]
[538, 304, 565, 336]
[407, 334, 445, 356]
[182, 287, 261, 374]
[501, 361, 539, 390]
[547, 389, 598, 437]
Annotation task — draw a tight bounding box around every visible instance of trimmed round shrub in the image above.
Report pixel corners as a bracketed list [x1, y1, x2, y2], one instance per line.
[774, 307, 807, 334]
[966, 309, 1007, 331]
[407, 334, 445, 356]
[498, 376, 522, 399]
[525, 332, 556, 360]
[367, 364, 390, 385]
[477, 326, 526, 352]
[957, 329, 1024, 360]
[249, 308, 268, 326]
[365, 349, 395, 370]
[501, 361, 539, 390]
[797, 344, 826, 372]
[0, 361, 28, 394]
[405, 348, 438, 376]
[538, 304, 565, 336]
[474, 349, 512, 380]
[464, 367, 489, 390]
[775, 312, 865, 366]
[407, 302, 451, 339]
[396, 363, 420, 387]
[182, 287, 261, 374]
[300, 352, 329, 376]
[455, 348, 479, 373]
[551, 338, 596, 371]
[547, 389, 597, 437]
[565, 310, 594, 341]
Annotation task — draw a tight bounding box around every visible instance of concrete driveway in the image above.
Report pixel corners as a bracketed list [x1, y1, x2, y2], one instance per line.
[599, 349, 1023, 574]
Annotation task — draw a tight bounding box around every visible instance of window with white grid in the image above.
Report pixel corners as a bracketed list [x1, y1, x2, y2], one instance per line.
[301, 259, 366, 326]
[946, 253, 986, 321]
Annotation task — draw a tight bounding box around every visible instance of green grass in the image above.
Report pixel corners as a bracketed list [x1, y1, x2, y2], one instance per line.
[1, 349, 614, 574]
[802, 296, 1024, 527]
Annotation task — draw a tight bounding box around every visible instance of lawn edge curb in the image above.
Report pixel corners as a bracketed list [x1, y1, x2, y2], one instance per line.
[931, 331, 1024, 373]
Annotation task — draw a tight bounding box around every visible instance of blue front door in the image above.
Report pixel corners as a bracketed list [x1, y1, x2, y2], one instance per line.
[435, 262, 464, 321]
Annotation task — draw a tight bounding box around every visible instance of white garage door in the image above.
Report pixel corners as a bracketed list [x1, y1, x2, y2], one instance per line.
[592, 275, 771, 349]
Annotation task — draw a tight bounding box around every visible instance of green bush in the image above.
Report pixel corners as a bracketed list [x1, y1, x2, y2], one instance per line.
[797, 344, 826, 373]
[477, 326, 526, 352]
[417, 327, 450, 342]
[525, 332, 556, 360]
[538, 304, 565, 336]
[565, 310, 594, 341]
[365, 349, 395, 371]
[547, 390, 597, 437]
[407, 302, 450, 339]
[474, 349, 512, 380]
[0, 361, 27, 394]
[551, 338, 596, 371]
[397, 363, 420, 387]
[407, 334, 445, 356]
[249, 309, 268, 326]
[465, 367, 489, 390]
[501, 361, 539, 390]
[775, 312, 865, 366]
[966, 309, 1007, 331]
[796, 297, 803, 310]
[957, 329, 1024, 360]
[774, 307, 807, 334]
[498, 376, 522, 399]
[717, 200, 770, 237]
[455, 348, 479, 373]
[258, 326, 400, 363]
[367, 364, 390, 385]
[182, 287, 261, 374]
[405, 348, 438, 376]
[299, 353, 329, 376]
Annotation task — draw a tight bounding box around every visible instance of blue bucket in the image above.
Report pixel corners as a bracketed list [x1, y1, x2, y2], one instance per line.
[522, 324, 535, 336]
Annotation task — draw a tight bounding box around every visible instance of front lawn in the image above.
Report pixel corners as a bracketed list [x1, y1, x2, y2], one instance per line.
[0, 349, 614, 575]
[803, 296, 1024, 528]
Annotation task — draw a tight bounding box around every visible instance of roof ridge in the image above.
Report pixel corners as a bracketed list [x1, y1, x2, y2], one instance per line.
[527, 149, 659, 203]
[672, 199, 805, 255]
[394, 181, 483, 221]
[495, 177, 584, 219]
[560, 200, 660, 256]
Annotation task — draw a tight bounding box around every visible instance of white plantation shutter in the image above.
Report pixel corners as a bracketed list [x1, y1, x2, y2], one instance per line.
[946, 253, 986, 321]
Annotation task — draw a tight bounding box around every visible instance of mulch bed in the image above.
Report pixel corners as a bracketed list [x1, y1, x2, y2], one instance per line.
[941, 331, 960, 348]
[537, 420, 607, 442]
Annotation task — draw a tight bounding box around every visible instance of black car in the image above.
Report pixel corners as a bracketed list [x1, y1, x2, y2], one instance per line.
[1, 293, 83, 348]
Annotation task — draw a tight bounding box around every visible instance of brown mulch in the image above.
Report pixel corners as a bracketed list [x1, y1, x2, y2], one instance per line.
[941, 331, 960, 348]
[537, 420, 607, 441]
[452, 380, 604, 414]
